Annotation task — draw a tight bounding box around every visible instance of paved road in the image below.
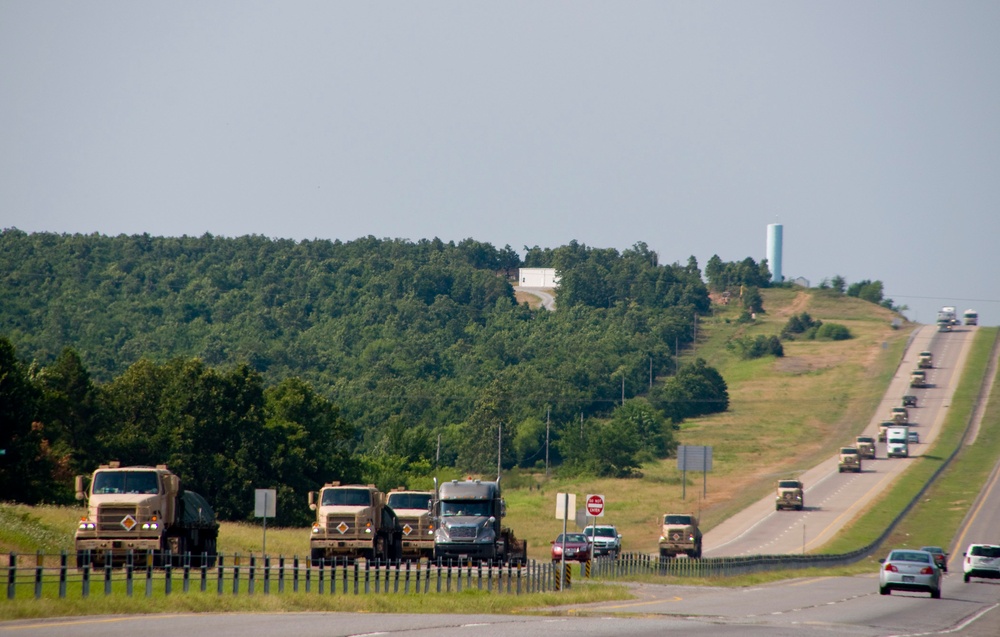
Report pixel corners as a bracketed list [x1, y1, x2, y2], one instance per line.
[514, 286, 556, 311]
[705, 324, 978, 557]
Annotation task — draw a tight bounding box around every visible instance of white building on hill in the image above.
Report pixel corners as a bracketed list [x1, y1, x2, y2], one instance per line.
[518, 268, 560, 287]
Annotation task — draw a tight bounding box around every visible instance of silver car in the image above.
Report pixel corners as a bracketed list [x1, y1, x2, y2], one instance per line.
[879, 549, 942, 598]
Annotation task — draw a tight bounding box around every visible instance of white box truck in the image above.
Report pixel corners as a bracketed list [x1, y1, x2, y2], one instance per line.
[886, 426, 910, 458]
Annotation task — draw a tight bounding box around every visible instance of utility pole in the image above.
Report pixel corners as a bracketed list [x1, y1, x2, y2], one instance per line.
[545, 407, 550, 478]
[497, 421, 502, 478]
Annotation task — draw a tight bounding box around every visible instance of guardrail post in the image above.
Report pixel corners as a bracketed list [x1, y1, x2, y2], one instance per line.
[145, 550, 153, 598]
[353, 560, 359, 595]
[6, 553, 15, 600]
[59, 551, 67, 599]
[183, 553, 191, 594]
[104, 551, 113, 596]
[232, 554, 240, 596]
[164, 551, 172, 596]
[34, 551, 43, 599]
[248, 554, 256, 595]
[216, 554, 224, 596]
[278, 556, 285, 594]
[264, 555, 270, 595]
[125, 551, 134, 597]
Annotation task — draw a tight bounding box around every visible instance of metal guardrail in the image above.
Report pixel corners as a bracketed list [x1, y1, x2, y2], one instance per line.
[3, 551, 569, 600]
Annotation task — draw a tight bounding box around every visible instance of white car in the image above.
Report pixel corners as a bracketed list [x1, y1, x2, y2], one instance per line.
[583, 525, 622, 557]
[879, 549, 941, 598]
[963, 543, 1000, 582]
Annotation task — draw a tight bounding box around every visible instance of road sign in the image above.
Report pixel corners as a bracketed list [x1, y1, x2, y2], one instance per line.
[555, 492, 577, 520]
[586, 494, 605, 517]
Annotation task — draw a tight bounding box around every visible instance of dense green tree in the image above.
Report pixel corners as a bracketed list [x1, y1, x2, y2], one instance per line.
[0, 337, 60, 503]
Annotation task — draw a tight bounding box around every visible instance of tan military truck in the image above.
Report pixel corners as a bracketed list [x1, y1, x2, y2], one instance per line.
[838, 447, 862, 473]
[308, 482, 402, 564]
[910, 370, 927, 388]
[918, 351, 933, 369]
[891, 406, 909, 424]
[775, 479, 804, 511]
[386, 488, 434, 561]
[856, 435, 877, 460]
[658, 513, 702, 558]
[73, 462, 219, 568]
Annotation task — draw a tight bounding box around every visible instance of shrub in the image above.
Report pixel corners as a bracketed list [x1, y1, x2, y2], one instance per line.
[813, 323, 851, 341]
[727, 334, 784, 360]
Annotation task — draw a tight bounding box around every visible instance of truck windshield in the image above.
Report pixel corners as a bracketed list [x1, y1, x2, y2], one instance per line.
[387, 493, 431, 510]
[778, 481, 800, 488]
[585, 527, 617, 538]
[92, 471, 159, 495]
[321, 488, 371, 506]
[663, 515, 692, 525]
[440, 500, 492, 517]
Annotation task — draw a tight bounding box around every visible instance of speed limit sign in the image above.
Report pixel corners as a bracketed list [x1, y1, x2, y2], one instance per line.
[586, 494, 605, 517]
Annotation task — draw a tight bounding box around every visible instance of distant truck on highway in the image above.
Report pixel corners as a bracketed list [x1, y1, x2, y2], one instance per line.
[856, 435, 877, 460]
[659, 513, 703, 558]
[886, 426, 910, 458]
[775, 479, 805, 511]
[910, 370, 927, 388]
[74, 463, 219, 568]
[964, 309, 979, 326]
[838, 447, 862, 473]
[918, 351, 933, 369]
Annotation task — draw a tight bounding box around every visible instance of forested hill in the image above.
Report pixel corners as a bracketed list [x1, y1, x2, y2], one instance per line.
[0, 231, 729, 496]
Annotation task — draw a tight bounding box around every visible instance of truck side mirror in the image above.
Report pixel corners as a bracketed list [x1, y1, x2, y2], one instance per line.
[74, 475, 85, 500]
[308, 491, 317, 511]
[500, 500, 507, 518]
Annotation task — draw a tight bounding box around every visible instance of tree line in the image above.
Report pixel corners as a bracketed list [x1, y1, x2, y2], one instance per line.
[0, 231, 741, 522]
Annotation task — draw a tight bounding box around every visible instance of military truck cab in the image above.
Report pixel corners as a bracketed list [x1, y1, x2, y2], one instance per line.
[838, 447, 862, 473]
[891, 406, 909, 424]
[658, 513, 702, 558]
[386, 488, 434, 561]
[308, 483, 402, 564]
[918, 351, 933, 369]
[856, 435, 877, 460]
[775, 479, 805, 511]
[910, 370, 927, 388]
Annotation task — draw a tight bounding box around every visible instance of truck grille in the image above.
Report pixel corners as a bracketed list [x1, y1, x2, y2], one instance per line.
[398, 516, 430, 536]
[97, 506, 138, 532]
[325, 514, 363, 538]
[448, 526, 477, 540]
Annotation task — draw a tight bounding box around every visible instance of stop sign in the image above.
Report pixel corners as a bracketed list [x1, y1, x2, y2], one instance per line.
[586, 494, 605, 517]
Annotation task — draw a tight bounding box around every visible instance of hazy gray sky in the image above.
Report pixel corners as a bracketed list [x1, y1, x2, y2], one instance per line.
[3, 2, 998, 325]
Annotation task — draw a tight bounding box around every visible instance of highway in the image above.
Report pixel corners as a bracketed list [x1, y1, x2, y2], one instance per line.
[704, 324, 979, 557]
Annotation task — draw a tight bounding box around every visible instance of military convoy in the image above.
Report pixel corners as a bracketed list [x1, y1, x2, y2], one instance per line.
[73, 463, 219, 567]
[775, 479, 805, 511]
[658, 513, 703, 558]
[308, 482, 403, 564]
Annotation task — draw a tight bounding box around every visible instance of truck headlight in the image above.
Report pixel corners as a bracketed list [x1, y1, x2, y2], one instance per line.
[312, 525, 321, 534]
[141, 522, 159, 530]
[78, 521, 95, 530]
